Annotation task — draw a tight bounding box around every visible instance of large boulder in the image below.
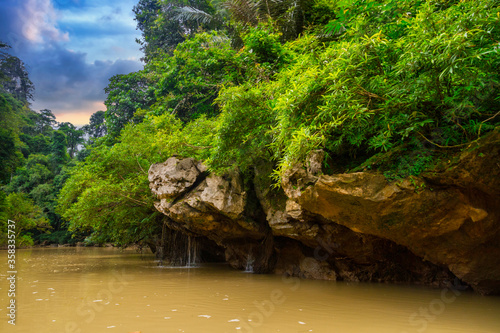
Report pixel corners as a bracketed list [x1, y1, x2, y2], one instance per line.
[149, 157, 273, 272]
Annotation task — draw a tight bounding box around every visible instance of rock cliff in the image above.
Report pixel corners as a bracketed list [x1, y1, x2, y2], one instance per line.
[148, 129, 500, 294]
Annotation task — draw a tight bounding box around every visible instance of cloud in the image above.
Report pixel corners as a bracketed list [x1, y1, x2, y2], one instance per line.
[18, 0, 69, 44]
[28, 47, 143, 125]
[0, 0, 144, 127]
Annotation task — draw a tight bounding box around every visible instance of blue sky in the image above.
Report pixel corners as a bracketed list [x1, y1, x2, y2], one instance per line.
[0, 0, 144, 126]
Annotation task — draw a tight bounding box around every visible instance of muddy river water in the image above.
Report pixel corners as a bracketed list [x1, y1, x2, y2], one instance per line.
[1, 247, 499, 333]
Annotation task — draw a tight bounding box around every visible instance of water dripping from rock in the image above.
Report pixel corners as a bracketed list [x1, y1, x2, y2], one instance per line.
[244, 253, 254, 273]
[158, 228, 200, 267]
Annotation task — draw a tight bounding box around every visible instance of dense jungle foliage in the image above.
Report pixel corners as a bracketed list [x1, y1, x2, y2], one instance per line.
[2, 0, 499, 247]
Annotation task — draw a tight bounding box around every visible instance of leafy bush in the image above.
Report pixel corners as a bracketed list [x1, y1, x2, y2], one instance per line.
[210, 83, 276, 172]
[153, 31, 242, 121]
[0, 192, 50, 246]
[212, 0, 500, 180]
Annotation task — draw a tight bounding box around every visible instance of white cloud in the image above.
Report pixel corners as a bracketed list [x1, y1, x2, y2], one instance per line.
[18, 0, 69, 43]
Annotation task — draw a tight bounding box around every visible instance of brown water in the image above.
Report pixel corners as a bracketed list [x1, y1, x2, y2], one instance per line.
[1, 248, 499, 333]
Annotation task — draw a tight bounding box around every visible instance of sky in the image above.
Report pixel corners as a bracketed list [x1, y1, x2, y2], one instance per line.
[0, 0, 144, 126]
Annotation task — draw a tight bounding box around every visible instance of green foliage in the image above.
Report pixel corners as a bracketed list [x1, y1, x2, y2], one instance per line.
[82, 110, 107, 141]
[0, 128, 21, 183]
[58, 122, 84, 159]
[0, 92, 29, 183]
[36, 229, 77, 245]
[50, 131, 69, 167]
[153, 31, 242, 121]
[220, 0, 500, 179]
[31, 109, 57, 135]
[0, 191, 8, 229]
[224, 0, 320, 41]
[0, 192, 50, 246]
[104, 70, 158, 138]
[133, 0, 217, 61]
[242, 23, 290, 73]
[57, 113, 217, 245]
[210, 83, 275, 172]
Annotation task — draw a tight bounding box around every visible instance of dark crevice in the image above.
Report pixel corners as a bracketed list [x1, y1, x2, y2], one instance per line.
[168, 170, 209, 207]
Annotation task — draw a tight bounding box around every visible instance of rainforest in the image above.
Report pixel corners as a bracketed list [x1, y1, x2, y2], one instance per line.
[1, 1, 500, 330]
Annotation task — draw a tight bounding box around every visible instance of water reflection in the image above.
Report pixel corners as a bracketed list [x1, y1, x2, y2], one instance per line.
[0, 248, 499, 333]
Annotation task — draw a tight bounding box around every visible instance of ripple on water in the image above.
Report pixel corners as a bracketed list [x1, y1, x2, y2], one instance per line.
[198, 314, 211, 318]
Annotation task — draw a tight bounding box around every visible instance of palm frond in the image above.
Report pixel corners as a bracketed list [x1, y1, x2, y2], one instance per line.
[224, 0, 261, 26]
[174, 6, 214, 25]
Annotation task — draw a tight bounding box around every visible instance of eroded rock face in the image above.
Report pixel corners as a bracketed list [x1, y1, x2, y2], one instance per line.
[281, 129, 500, 294]
[149, 157, 206, 200]
[149, 157, 272, 273]
[149, 130, 500, 294]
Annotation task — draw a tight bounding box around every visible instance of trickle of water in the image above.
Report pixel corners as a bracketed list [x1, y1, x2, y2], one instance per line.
[244, 253, 254, 273]
[186, 236, 198, 267]
[158, 230, 199, 267]
[187, 236, 192, 266]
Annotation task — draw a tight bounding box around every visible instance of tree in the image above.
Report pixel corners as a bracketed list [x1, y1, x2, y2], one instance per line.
[30, 109, 57, 135]
[133, 0, 218, 61]
[58, 122, 84, 159]
[4, 192, 50, 246]
[104, 71, 158, 138]
[85, 110, 107, 139]
[0, 42, 34, 102]
[50, 130, 68, 167]
[149, 31, 243, 121]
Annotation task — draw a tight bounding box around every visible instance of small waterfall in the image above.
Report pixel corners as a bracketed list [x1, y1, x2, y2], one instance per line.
[187, 236, 192, 267]
[158, 228, 199, 267]
[244, 253, 254, 273]
[186, 235, 198, 267]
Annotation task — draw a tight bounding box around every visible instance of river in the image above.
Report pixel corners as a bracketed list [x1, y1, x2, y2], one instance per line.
[1, 247, 499, 333]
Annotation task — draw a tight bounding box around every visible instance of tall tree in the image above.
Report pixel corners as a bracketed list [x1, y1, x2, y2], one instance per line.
[50, 131, 68, 167]
[82, 110, 107, 143]
[32, 109, 57, 135]
[104, 71, 157, 138]
[0, 42, 34, 102]
[133, 0, 217, 61]
[58, 122, 84, 159]
[88, 111, 107, 138]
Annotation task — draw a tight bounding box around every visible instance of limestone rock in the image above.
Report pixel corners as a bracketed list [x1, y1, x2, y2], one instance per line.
[281, 130, 500, 294]
[148, 157, 206, 200]
[149, 130, 500, 294]
[149, 158, 272, 272]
